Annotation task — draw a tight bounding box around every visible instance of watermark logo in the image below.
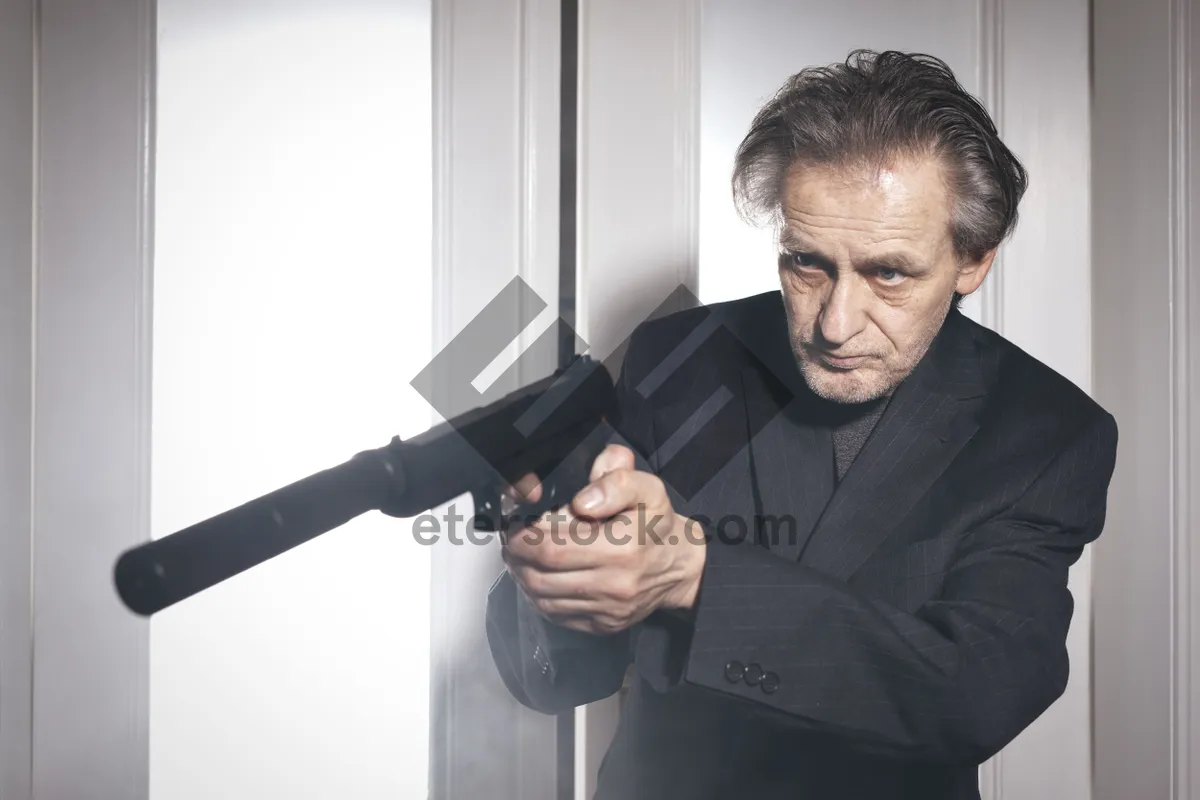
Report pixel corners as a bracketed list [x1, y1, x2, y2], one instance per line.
[408, 503, 803, 549]
[407, 277, 796, 543]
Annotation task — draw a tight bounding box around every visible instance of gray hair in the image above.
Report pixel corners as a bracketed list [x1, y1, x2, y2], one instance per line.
[733, 49, 1028, 263]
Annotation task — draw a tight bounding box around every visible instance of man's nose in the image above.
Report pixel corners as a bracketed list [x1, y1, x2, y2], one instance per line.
[818, 277, 868, 347]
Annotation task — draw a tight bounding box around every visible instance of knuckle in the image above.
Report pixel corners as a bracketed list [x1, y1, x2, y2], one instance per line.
[603, 443, 631, 464]
[648, 474, 666, 499]
[536, 544, 561, 569]
[569, 577, 593, 601]
[611, 576, 638, 603]
[520, 569, 543, 596]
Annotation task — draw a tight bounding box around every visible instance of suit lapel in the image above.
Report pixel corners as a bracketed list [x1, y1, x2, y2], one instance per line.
[716, 292, 838, 560]
[741, 368, 836, 560]
[797, 310, 987, 581]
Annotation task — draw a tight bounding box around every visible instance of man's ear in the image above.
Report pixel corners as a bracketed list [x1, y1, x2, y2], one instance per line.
[955, 248, 997, 296]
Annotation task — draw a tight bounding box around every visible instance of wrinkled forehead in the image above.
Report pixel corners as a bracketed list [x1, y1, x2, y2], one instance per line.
[778, 157, 955, 256]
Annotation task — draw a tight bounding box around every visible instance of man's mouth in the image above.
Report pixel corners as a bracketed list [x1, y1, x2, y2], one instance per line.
[814, 352, 871, 370]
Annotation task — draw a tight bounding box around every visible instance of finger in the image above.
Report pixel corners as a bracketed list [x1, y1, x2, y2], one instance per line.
[571, 467, 666, 520]
[501, 530, 543, 566]
[549, 614, 630, 636]
[589, 444, 636, 482]
[532, 597, 608, 617]
[508, 562, 594, 599]
[505, 534, 612, 572]
[502, 472, 543, 503]
[502, 515, 607, 571]
[506, 513, 637, 571]
[550, 615, 607, 635]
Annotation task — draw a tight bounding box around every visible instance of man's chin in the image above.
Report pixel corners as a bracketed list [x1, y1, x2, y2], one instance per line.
[799, 361, 890, 405]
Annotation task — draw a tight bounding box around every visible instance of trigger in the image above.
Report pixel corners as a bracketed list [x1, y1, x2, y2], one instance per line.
[501, 492, 519, 519]
[470, 485, 532, 534]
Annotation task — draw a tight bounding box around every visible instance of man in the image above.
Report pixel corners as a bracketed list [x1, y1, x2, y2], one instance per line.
[485, 50, 1117, 799]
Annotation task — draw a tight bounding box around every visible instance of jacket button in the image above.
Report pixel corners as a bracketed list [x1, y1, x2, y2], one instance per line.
[743, 663, 764, 686]
[724, 660, 745, 683]
[761, 672, 780, 695]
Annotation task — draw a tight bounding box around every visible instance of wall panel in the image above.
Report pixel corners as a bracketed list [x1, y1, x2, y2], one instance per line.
[1092, 0, 1198, 797]
[0, 1, 34, 797]
[32, 1, 155, 798]
[431, 0, 564, 797]
[574, 2, 701, 797]
[985, 1, 1094, 796]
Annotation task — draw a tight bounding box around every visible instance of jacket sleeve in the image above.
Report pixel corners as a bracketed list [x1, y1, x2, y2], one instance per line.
[484, 325, 661, 714]
[679, 410, 1119, 764]
[485, 571, 631, 714]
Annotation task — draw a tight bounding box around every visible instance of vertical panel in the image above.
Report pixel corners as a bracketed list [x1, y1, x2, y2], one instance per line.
[0, 1, 34, 798]
[984, 2, 1094, 797]
[430, 0, 563, 797]
[993, 0, 1092, 389]
[576, 0, 699, 363]
[1184, 7, 1199, 799]
[33, 1, 155, 798]
[1091, 0, 1175, 797]
[150, 3, 432, 798]
[556, 1, 580, 795]
[575, 2, 699, 797]
[1094, 0, 1199, 796]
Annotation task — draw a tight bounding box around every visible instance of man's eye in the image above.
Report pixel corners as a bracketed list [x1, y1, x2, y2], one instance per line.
[876, 267, 905, 284]
[789, 252, 820, 269]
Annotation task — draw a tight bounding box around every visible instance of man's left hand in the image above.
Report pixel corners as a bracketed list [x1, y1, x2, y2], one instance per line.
[502, 444, 707, 636]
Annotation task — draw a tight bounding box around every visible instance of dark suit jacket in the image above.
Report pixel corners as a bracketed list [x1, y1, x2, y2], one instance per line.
[485, 290, 1118, 799]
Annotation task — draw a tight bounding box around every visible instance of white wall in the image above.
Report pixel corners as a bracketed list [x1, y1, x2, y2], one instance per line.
[150, 3, 432, 798]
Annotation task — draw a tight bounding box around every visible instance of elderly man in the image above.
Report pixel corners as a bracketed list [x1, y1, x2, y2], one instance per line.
[486, 50, 1117, 799]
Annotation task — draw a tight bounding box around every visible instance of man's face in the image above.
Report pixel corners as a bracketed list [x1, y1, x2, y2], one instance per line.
[777, 156, 993, 404]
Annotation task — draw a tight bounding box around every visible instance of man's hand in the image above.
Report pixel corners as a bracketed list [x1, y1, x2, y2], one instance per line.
[502, 444, 706, 636]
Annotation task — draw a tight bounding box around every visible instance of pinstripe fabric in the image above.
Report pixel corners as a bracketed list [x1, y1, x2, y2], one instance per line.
[485, 290, 1118, 799]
